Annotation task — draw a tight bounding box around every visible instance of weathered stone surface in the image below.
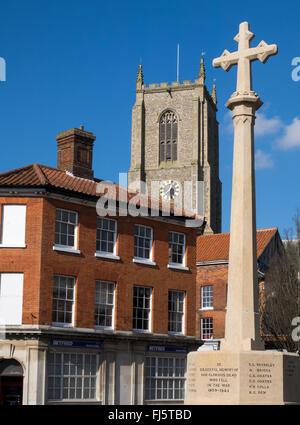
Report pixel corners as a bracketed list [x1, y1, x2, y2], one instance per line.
[128, 66, 222, 234]
[185, 22, 300, 406]
[185, 350, 300, 405]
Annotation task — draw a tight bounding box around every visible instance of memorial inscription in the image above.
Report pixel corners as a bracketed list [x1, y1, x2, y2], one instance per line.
[186, 357, 239, 397]
[198, 365, 238, 394]
[247, 362, 274, 395]
[185, 351, 300, 404]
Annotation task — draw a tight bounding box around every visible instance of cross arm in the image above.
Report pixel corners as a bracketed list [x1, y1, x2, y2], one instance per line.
[212, 50, 240, 72]
[246, 40, 278, 64]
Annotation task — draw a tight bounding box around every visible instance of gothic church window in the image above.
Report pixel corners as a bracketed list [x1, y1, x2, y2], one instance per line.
[159, 111, 178, 162]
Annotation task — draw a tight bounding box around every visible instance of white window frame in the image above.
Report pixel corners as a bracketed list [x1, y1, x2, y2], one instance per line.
[47, 352, 99, 401]
[0, 273, 24, 325]
[201, 317, 213, 340]
[201, 285, 213, 310]
[53, 208, 80, 255]
[0, 204, 27, 248]
[133, 286, 152, 332]
[168, 290, 185, 335]
[168, 231, 188, 271]
[133, 224, 156, 266]
[95, 218, 119, 260]
[94, 280, 115, 330]
[52, 275, 75, 327]
[144, 356, 186, 401]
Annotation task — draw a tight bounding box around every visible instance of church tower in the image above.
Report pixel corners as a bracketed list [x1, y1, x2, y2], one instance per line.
[128, 58, 222, 234]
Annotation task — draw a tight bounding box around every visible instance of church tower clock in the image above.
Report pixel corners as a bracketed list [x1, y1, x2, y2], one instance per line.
[128, 58, 222, 234]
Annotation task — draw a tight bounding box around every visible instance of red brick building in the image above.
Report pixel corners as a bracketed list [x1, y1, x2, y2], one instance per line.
[196, 228, 283, 348]
[0, 125, 284, 406]
[0, 127, 204, 405]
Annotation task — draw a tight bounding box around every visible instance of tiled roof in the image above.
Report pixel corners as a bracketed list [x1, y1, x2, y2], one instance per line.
[0, 163, 100, 195]
[0, 163, 202, 220]
[197, 228, 278, 262]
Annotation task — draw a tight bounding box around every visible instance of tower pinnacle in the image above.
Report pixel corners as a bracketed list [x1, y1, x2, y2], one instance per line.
[212, 80, 217, 104]
[136, 64, 144, 89]
[198, 54, 206, 82]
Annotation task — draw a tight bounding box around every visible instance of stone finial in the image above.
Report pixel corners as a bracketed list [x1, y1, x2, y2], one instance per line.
[198, 56, 206, 82]
[136, 64, 144, 89]
[212, 80, 217, 105]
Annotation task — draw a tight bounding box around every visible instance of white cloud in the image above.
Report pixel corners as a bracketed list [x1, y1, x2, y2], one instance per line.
[255, 149, 274, 170]
[255, 113, 283, 136]
[276, 117, 300, 150]
[222, 111, 283, 137]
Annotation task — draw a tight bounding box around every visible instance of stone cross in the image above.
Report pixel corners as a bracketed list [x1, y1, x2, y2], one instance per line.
[212, 22, 278, 351]
[213, 21, 277, 92]
[184, 24, 300, 406]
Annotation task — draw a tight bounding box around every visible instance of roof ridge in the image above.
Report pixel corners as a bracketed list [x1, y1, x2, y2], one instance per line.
[199, 232, 230, 237]
[257, 227, 278, 232]
[65, 170, 97, 183]
[33, 163, 49, 185]
[199, 227, 278, 238]
[40, 164, 101, 184]
[39, 164, 66, 173]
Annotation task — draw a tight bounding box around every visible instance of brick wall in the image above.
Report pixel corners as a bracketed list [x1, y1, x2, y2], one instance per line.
[56, 128, 96, 179]
[0, 196, 198, 337]
[196, 264, 228, 339]
[0, 197, 44, 324]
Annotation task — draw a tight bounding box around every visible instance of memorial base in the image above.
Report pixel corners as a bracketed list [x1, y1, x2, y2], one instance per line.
[184, 350, 300, 405]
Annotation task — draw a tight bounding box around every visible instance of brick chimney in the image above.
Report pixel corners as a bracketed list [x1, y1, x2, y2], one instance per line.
[56, 126, 96, 180]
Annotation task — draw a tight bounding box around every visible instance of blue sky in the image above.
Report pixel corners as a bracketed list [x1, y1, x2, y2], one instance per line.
[0, 0, 299, 236]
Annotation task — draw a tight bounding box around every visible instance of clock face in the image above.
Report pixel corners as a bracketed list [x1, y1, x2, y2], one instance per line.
[160, 180, 180, 201]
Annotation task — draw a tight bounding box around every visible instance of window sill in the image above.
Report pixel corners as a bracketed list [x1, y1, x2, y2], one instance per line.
[159, 160, 179, 169]
[94, 326, 114, 331]
[144, 399, 184, 403]
[168, 331, 185, 336]
[95, 252, 120, 261]
[133, 258, 156, 267]
[47, 399, 99, 404]
[168, 263, 189, 271]
[201, 307, 213, 311]
[133, 328, 152, 333]
[53, 246, 81, 255]
[0, 244, 27, 248]
[52, 323, 74, 328]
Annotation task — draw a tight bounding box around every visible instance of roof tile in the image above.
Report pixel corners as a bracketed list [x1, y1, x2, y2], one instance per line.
[197, 228, 278, 262]
[0, 163, 202, 220]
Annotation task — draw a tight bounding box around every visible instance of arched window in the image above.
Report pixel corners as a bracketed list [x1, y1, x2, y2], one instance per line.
[0, 359, 23, 376]
[159, 111, 178, 163]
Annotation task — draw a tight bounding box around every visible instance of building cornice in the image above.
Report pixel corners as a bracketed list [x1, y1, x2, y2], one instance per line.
[2, 325, 201, 345]
[0, 187, 203, 229]
[197, 259, 229, 266]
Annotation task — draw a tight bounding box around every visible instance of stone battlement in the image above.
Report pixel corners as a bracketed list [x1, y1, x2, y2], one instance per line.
[136, 81, 216, 109]
[140, 79, 203, 91]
